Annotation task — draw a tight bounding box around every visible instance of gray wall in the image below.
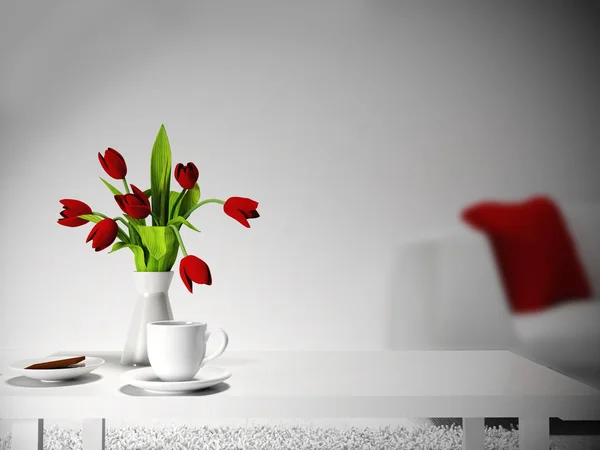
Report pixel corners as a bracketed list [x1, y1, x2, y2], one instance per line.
[1, 0, 599, 351]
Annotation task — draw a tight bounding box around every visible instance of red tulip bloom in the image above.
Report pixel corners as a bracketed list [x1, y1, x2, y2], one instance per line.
[115, 184, 151, 219]
[86, 218, 118, 252]
[98, 148, 127, 179]
[223, 197, 260, 228]
[180, 255, 212, 293]
[174, 162, 199, 190]
[58, 199, 93, 227]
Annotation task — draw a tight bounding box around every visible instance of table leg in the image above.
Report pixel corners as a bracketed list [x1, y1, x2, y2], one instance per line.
[462, 417, 484, 450]
[519, 417, 549, 450]
[83, 418, 106, 450]
[12, 419, 43, 450]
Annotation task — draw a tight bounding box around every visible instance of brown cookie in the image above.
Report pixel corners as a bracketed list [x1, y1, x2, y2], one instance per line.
[25, 356, 86, 370]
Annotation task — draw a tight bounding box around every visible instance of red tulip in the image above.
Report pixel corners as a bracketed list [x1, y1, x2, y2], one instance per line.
[174, 162, 199, 190]
[223, 197, 260, 228]
[115, 184, 151, 219]
[86, 218, 118, 252]
[57, 199, 93, 227]
[179, 255, 212, 293]
[98, 148, 127, 179]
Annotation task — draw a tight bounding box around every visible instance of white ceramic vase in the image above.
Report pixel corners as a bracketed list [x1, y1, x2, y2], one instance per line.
[121, 271, 174, 366]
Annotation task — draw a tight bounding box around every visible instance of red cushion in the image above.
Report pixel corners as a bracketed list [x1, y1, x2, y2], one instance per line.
[461, 196, 592, 313]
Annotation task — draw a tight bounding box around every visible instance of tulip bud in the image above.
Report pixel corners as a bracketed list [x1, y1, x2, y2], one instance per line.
[57, 199, 93, 227]
[179, 255, 212, 293]
[98, 148, 127, 179]
[174, 162, 199, 190]
[223, 197, 260, 228]
[115, 184, 152, 219]
[86, 218, 118, 252]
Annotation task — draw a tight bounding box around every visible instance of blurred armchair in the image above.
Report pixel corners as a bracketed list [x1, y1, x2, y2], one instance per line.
[389, 202, 600, 383]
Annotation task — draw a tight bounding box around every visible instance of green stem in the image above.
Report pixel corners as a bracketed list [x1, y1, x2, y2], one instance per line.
[124, 216, 144, 246]
[113, 216, 129, 227]
[130, 223, 140, 246]
[183, 198, 225, 220]
[122, 178, 131, 194]
[111, 217, 131, 244]
[117, 230, 130, 244]
[169, 189, 187, 219]
[151, 211, 161, 224]
[92, 211, 109, 218]
[169, 224, 188, 256]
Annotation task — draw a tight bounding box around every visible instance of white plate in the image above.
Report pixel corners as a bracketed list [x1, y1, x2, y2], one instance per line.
[122, 366, 231, 393]
[9, 356, 105, 381]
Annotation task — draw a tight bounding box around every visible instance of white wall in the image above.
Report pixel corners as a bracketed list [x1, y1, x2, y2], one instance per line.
[1, 0, 599, 352]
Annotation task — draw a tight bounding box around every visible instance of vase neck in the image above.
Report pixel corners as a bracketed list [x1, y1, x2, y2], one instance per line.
[133, 272, 174, 293]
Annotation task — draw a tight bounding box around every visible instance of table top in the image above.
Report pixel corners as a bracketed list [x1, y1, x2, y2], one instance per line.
[1, 349, 599, 420]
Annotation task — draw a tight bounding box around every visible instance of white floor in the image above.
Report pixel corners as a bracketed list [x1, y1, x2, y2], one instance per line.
[2, 418, 599, 450]
[0, 417, 424, 434]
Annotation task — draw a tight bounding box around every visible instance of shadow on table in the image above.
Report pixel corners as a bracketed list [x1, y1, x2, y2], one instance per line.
[120, 382, 230, 396]
[96, 353, 122, 365]
[5, 373, 102, 388]
[55, 352, 260, 369]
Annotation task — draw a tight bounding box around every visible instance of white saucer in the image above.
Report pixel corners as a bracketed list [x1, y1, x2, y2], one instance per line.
[9, 356, 105, 381]
[122, 366, 231, 393]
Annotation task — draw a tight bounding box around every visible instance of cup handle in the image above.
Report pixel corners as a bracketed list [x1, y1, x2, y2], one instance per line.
[200, 327, 229, 367]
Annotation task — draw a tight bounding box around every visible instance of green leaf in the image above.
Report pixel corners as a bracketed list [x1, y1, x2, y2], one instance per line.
[143, 188, 152, 199]
[123, 214, 146, 229]
[109, 241, 127, 252]
[109, 242, 147, 271]
[169, 191, 183, 218]
[134, 225, 176, 261]
[167, 216, 201, 232]
[150, 125, 172, 226]
[161, 245, 179, 271]
[78, 214, 102, 224]
[146, 255, 161, 272]
[145, 247, 180, 272]
[168, 185, 199, 220]
[179, 183, 201, 217]
[99, 177, 123, 196]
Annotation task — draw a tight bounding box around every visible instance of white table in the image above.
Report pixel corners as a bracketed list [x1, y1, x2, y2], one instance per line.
[1, 350, 599, 450]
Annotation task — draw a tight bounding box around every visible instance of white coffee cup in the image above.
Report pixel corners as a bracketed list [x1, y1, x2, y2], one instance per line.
[147, 320, 229, 382]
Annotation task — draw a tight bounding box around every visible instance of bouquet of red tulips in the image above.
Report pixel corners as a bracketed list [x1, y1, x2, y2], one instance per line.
[58, 125, 260, 293]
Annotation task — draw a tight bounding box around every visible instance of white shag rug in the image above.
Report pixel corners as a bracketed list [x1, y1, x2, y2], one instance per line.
[0, 423, 537, 450]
